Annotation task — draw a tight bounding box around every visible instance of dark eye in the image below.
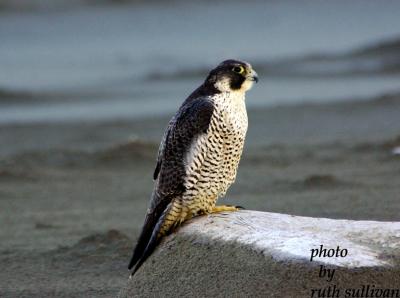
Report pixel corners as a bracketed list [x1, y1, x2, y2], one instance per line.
[232, 66, 245, 74]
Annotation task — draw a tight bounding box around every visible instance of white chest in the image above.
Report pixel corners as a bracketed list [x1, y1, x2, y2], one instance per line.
[212, 92, 248, 135]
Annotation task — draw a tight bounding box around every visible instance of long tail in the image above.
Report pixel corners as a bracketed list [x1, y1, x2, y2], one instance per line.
[128, 194, 183, 276]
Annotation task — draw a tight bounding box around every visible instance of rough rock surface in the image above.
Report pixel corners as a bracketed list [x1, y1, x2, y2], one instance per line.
[119, 211, 400, 297]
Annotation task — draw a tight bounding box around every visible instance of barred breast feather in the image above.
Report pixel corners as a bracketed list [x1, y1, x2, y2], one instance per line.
[182, 91, 248, 213]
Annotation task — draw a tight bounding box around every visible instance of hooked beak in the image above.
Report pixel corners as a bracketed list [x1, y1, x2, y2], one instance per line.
[247, 69, 258, 83]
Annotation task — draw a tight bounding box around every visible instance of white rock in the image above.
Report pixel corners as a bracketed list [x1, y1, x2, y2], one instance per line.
[120, 211, 400, 298]
[182, 211, 400, 268]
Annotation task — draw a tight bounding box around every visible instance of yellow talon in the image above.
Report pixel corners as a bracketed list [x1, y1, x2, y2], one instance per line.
[210, 205, 241, 213]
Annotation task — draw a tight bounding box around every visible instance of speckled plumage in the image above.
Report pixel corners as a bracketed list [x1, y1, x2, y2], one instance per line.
[129, 60, 258, 275]
[182, 91, 248, 213]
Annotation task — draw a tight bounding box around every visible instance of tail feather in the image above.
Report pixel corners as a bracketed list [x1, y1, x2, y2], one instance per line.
[129, 203, 173, 275]
[128, 192, 178, 274]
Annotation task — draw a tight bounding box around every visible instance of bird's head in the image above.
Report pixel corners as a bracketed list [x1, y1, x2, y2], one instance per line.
[205, 59, 258, 93]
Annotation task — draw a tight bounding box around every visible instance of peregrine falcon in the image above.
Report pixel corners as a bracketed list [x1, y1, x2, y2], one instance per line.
[128, 59, 258, 275]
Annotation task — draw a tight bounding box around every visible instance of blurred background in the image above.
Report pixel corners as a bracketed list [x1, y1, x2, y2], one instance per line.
[0, 0, 400, 296]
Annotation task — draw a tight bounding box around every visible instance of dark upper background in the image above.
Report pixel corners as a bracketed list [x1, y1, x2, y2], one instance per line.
[1, 0, 400, 125]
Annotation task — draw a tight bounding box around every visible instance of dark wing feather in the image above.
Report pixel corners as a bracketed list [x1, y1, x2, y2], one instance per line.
[153, 122, 172, 180]
[128, 97, 214, 272]
[156, 98, 214, 197]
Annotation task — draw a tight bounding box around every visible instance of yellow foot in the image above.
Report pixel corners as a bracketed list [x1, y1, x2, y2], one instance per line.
[210, 205, 243, 213]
